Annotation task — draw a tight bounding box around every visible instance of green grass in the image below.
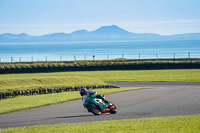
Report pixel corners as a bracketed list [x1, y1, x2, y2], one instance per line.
[2, 69, 199, 93]
[0, 69, 199, 114]
[0, 76, 108, 93]
[0, 69, 199, 132]
[0, 87, 151, 114]
[1, 115, 200, 133]
[1, 69, 200, 82]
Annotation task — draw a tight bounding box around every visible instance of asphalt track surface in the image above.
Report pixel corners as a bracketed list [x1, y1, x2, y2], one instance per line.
[0, 82, 200, 129]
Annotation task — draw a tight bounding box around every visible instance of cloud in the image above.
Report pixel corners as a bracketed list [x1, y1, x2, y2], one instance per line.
[116, 19, 200, 27]
[1, 19, 200, 28]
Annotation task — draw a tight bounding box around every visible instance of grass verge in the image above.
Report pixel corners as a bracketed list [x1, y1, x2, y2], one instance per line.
[0, 87, 151, 114]
[0, 76, 108, 93]
[0, 69, 200, 83]
[1, 58, 199, 74]
[1, 115, 200, 132]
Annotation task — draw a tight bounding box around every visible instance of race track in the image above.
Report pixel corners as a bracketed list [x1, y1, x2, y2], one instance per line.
[0, 82, 200, 128]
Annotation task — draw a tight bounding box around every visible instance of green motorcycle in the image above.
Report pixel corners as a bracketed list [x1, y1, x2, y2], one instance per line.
[83, 95, 117, 115]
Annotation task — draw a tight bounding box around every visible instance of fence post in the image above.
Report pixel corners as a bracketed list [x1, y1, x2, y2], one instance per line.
[74, 55, 76, 61]
[107, 54, 109, 60]
[174, 53, 175, 59]
[156, 53, 158, 59]
[32, 57, 33, 62]
[84, 55, 86, 60]
[188, 52, 190, 58]
[11, 57, 13, 63]
[139, 54, 140, 59]
[93, 55, 95, 61]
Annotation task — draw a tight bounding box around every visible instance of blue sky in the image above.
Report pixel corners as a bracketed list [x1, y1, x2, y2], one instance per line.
[0, 0, 200, 35]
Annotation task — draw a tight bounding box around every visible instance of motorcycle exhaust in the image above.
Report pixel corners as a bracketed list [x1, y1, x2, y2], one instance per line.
[101, 109, 110, 114]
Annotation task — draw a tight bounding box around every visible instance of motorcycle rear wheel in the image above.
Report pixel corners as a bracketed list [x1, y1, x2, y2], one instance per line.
[88, 105, 101, 115]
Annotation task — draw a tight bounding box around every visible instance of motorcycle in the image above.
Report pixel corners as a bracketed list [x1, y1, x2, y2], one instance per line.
[83, 95, 117, 115]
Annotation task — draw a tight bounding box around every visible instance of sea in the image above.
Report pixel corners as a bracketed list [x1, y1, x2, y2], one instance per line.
[0, 40, 200, 62]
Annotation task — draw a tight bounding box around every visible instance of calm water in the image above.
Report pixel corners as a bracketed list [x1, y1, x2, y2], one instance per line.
[0, 40, 200, 62]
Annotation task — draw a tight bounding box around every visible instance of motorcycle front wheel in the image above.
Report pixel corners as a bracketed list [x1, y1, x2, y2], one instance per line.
[108, 102, 117, 114]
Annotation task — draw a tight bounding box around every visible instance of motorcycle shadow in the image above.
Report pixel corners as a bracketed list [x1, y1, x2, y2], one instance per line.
[55, 114, 95, 119]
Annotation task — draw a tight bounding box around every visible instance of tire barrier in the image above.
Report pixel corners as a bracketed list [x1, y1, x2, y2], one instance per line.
[0, 85, 119, 100]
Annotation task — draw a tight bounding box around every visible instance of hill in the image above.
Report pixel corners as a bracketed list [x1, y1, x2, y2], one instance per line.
[0, 25, 200, 42]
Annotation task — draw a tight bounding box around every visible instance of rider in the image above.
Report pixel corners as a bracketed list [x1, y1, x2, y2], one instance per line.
[79, 88, 108, 109]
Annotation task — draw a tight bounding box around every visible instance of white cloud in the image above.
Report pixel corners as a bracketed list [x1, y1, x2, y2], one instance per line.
[116, 19, 200, 27]
[1, 19, 200, 28]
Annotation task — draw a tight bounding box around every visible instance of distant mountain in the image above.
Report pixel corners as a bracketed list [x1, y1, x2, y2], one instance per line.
[41, 33, 69, 38]
[0, 25, 200, 42]
[92, 25, 132, 35]
[0, 33, 35, 42]
[162, 33, 200, 40]
[1, 33, 32, 39]
[70, 30, 90, 35]
[39, 33, 70, 41]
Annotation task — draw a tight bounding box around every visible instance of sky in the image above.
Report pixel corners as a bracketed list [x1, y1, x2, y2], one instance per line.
[0, 0, 200, 35]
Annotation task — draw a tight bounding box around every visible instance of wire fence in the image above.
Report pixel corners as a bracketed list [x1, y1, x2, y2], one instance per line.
[1, 52, 200, 63]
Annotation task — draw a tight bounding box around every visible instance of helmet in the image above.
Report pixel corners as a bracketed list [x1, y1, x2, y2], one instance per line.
[80, 88, 87, 96]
